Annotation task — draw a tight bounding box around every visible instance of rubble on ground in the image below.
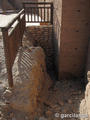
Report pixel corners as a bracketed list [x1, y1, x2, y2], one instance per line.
[0, 32, 85, 120]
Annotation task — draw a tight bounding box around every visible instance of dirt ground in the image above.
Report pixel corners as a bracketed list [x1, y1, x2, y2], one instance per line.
[0, 31, 85, 120]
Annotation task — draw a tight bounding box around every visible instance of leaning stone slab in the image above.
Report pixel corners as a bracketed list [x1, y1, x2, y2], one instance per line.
[5, 47, 52, 117]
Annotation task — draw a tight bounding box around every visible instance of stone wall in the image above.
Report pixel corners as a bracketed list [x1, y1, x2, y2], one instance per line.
[25, 25, 54, 72]
[53, 0, 90, 79]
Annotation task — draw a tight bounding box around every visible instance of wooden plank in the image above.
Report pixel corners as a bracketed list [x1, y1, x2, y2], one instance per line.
[3, 9, 24, 30]
[1, 9, 25, 87]
[2, 29, 13, 87]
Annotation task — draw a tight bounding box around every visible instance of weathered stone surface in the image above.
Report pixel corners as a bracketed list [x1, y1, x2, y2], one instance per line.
[80, 99, 88, 120]
[85, 83, 90, 119]
[80, 82, 90, 120]
[8, 47, 52, 115]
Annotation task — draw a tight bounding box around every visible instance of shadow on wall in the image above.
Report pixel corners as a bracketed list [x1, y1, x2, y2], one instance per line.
[53, 8, 61, 75]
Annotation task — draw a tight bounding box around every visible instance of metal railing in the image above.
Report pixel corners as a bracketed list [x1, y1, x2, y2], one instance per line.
[23, 2, 53, 24]
[1, 9, 25, 87]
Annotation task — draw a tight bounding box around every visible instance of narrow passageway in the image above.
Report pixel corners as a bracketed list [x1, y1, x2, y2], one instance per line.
[0, 0, 89, 119]
[0, 29, 85, 120]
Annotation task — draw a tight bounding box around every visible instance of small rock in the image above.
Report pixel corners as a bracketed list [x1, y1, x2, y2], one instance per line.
[51, 104, 59, 109]
[0, 103, 9, 110]
[45, 110, 52, 117]
[3, 90, 12, 98]
[68, 99, 72, 104]
[5, 100, 10, 104]
[58, 101, 64, 106]
[62, 109, 67, 113]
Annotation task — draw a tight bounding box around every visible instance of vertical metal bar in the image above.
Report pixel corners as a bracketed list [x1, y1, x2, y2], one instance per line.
[36, 7, 38, 22]
[41, 8, 42, 22]
[51, 3, 53, 24]
[37, 7, 39, 22]
[31, 8, 32, 22]
[44, 3, 45, 22]
[2, 28, 13, 87]
[38, 7, 40, 22]
[47, 8, 49, 21]
[33, 7, 35, 22]
[27, 8, 29, 22]
[35, 7, 36, 22]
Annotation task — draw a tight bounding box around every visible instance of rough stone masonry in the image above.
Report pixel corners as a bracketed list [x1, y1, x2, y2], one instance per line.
[25, 25, 54, 72]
